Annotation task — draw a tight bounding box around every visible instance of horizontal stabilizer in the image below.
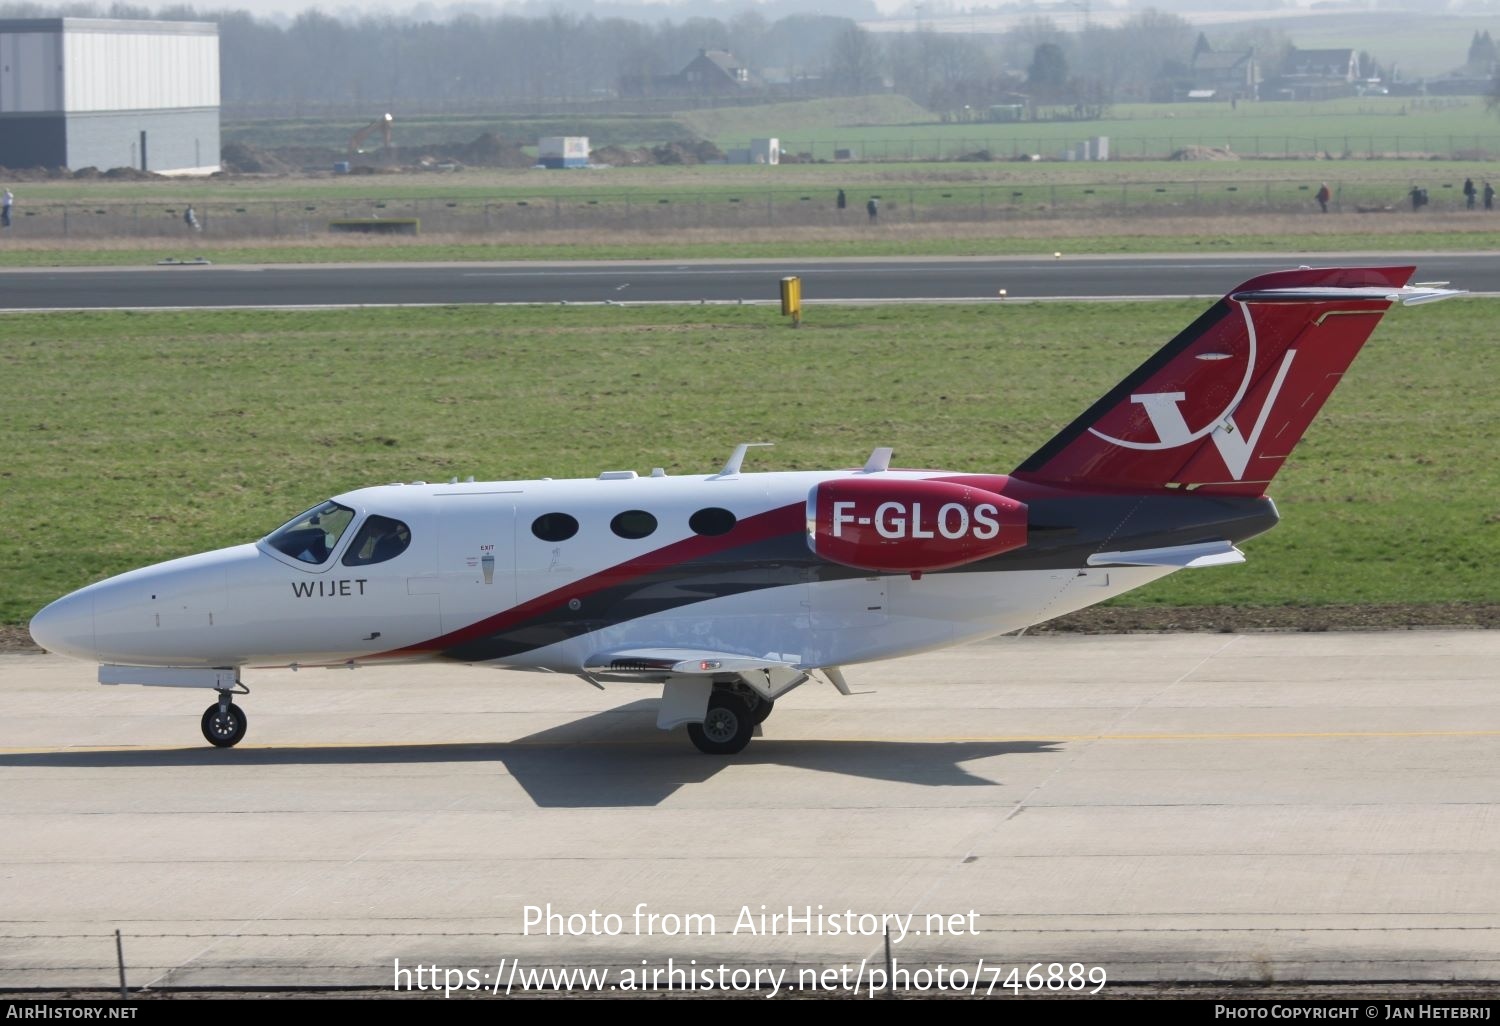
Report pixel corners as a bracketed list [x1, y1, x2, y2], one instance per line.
[1231, 284, 1464, 306]
[1087, 540, 1245, 569]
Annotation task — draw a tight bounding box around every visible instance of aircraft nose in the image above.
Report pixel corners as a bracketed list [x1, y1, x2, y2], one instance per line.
[29, 589, 97, 661]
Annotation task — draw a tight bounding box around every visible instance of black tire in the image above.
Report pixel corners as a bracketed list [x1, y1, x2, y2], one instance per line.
[201, 702, 247, 748]
[686, 691, 755, 755]
[749, 696, 774, 725]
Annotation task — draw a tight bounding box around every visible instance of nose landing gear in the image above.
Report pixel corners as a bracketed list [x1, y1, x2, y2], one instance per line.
[201, 686, 249, 748]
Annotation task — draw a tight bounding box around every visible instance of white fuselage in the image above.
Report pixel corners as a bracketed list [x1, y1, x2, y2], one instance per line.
[30, 468, 1179, 676]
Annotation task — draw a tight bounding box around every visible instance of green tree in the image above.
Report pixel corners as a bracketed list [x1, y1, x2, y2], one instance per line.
[1027, 41, 1069, 103]
[827, 23, 884, 95]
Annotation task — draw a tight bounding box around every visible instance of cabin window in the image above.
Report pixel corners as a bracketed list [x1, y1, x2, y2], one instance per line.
[610, 509, 657, 540]
[531, 512, 579, 542]
[266, 500, 356, 565]
[689, 507, 736, 536]
[342, 515, 412, 566]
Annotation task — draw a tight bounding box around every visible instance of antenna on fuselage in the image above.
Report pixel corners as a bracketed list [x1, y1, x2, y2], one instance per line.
[861, 447, 893, 474]
[714, 442, 774, 479]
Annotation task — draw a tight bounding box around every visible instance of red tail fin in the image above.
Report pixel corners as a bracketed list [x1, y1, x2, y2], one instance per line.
[1012, 265, 1446, 496]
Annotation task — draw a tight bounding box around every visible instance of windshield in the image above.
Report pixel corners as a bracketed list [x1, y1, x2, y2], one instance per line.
[265, 500, 356, 565]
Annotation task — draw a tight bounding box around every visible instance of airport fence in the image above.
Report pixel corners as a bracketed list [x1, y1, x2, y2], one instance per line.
[770, 134, 1500, 162]
[0, 177, 1487, 242]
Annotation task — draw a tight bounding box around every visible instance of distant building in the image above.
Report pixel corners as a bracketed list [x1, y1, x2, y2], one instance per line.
[1187, 34, 1259, 102]
[726, 137, 779, 165]
[0, 18, 219, 173]
[1418, 31, 1498, 97]
[1285, 48, 1360, 81]
[679, 50, 757, 93]
[1271, 47, 1360, 100]
[621, 48, 760, 98]
[1466, 30, 1498, 76]
[538, 136, 589, 169]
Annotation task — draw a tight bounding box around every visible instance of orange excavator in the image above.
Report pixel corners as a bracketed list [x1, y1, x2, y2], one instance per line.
[348, 113, 394, 163]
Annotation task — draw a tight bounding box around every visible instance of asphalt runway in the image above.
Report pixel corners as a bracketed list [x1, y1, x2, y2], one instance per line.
[2, 253, 1499, 310]
[2, 630, 1498, 994]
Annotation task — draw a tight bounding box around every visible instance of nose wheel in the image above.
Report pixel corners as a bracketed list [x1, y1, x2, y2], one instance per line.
[201, 693, 247, 748]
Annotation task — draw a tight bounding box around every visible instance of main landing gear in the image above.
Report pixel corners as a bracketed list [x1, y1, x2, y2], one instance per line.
[686, 688, 773, 756]
[201, 689, 248, 748]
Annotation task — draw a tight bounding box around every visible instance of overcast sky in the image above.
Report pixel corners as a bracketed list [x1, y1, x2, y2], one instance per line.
[136, 0, 1014, 19]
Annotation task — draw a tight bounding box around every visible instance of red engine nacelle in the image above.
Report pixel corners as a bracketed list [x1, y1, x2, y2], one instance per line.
[806, 477, 1028, 574]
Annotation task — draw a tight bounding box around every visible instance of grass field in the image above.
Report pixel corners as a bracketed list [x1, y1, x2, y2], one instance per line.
[2, 299, 1495, 626]
[6, 155, 1500, 262]
[221, 95, 1500, 163]
[4, 213, 1500, 266]
[735, 98, 1500, 161]
[18, 156, 1500, 206]
[224, 113, 697, 152]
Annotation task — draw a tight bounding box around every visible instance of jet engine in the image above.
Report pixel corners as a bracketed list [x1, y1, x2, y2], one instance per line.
[806, 478, 1028, 574]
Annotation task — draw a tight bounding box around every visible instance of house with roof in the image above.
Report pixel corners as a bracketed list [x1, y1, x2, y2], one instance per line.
[1186, 34, 1259, 101]
[619, 49, 761, 98]
[1270, 47, 1360, 99]
[679, 49, 759, 93]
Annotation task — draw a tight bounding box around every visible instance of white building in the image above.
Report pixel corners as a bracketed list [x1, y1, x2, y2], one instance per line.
[0, 18, 219, 173]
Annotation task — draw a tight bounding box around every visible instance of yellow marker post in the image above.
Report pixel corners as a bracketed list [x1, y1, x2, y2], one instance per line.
[779, 275, 802, 328]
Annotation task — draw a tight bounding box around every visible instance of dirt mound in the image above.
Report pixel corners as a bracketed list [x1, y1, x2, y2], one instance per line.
[1170, 145, 1238, 161]
[590, 144, 650, 166]
[650, 139, 724, 165]
[220, 141, 293, 174]
[451, 132, 532, 168]
[101, 166, 162, 180]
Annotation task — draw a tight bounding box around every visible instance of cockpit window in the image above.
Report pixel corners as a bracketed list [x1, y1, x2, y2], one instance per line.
[266, 500, 356, 565]
[342, 515, 412, 566]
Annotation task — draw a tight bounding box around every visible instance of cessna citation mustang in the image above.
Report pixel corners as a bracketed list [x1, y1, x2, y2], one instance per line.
[30, 265, 1459, 755]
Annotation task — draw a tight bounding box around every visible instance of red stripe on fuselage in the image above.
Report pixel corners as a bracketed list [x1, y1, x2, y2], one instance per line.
[372, 500, 808, 659]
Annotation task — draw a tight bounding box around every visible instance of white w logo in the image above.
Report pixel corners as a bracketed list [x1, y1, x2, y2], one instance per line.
[1085, 301, 1299, 481]
[1128, 349, 1297, 480]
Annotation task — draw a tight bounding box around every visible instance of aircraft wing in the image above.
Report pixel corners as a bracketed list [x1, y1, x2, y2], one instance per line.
[582, 647, 826, 701]
[1087, 540, 1246, 569]
[585, 647, 805, 676]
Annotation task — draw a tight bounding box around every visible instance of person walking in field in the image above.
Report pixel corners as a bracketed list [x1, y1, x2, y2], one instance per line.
[1485, 181, 1495, 211]
[1464, 177, 1477, 210]
[184, 205, 200, 231]
[866, 197, 879, 222]
[836, 188, 846, 211]
[1315, 182, 1331, 213]
[1, 189, 12, 229]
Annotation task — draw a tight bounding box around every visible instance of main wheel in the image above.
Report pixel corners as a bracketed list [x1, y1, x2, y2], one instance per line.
[201, 702, 247, 748]
[749, 696, 774, 725]
[686, 691, 755, 755]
